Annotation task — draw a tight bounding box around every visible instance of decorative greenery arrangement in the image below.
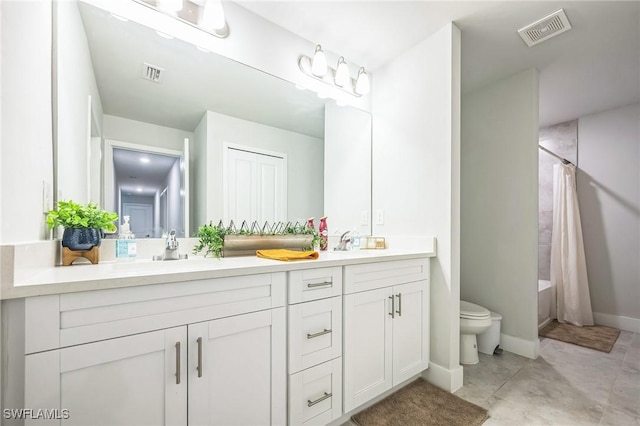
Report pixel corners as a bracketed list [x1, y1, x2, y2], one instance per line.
[193, 220, 320, 258]
[46, 200, 118, 232]
[192, 223, 226, 258]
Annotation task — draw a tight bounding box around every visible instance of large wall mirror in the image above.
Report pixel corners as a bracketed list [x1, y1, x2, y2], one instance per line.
[54, 0, 372, 240]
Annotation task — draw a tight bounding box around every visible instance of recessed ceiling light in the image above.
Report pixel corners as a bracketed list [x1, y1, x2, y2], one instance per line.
[136, 187, 143, 192]
[140, 157, 150, 164]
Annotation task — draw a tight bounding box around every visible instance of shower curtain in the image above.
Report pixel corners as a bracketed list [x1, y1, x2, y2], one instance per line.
[551, 163, 594, 326]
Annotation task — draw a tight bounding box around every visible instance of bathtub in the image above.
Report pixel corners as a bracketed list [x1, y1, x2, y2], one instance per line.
[538, 279, 557, 328]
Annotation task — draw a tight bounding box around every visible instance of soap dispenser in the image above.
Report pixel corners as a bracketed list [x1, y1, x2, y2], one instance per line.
[116, 216, 137, 260]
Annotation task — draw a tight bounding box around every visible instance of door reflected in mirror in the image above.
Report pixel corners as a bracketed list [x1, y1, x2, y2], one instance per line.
[105, 142, 188, 238]
[55, 0, 373, 239]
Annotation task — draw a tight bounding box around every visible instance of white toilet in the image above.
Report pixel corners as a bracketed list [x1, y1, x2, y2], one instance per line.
[460, 300, 492, 365]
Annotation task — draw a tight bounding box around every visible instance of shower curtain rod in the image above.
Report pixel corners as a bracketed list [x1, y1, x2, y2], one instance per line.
[538, 145, 574, 166]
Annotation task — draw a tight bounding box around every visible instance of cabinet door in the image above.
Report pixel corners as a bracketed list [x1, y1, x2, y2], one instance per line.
[188, 308, 286, 426]
[343, 287, 393, 413]
[392, 280, 429, 386]
[25, 327, 188, 426]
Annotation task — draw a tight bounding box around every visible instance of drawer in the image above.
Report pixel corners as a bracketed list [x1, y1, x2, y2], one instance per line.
[288, 267, 342, 304]
[23, 272, 286, 353]
[343, 258, 429, 294]
[289, 358, 342, 426]
[289, 296, 342, 373]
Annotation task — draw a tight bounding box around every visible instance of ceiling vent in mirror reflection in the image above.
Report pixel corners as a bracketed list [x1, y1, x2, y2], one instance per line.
[143, 62, 165, 83]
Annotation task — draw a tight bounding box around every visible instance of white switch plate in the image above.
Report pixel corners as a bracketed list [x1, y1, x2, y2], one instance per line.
[360, 210, 368, 226]
[376, 209, 384, 225]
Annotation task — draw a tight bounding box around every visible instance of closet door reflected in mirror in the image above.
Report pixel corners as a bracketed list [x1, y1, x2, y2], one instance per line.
[224, 145, 287, 226]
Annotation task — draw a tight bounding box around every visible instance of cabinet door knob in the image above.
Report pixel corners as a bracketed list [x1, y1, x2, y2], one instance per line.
[175, 341, 181, 385]
[389, 295, 395, 318]
[396, 293, 402, 316]
[306, 328, 332, 339]
[196, 337, 203, 378]
[307, 392, 332, 407]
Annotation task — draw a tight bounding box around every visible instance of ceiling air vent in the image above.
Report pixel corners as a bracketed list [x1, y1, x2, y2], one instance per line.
[142, 62, 165, 83]
[518, 9, 572, 47]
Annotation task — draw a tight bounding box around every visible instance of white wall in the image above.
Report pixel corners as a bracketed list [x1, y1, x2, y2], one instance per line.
[577, 102, 640, 332]
[55, 0, 103, 204]
[192, 113, 208, 231]
[165, 158, 183, 237]
[102, 115, 192, 152]
[324, 103, 372, 237]
[372, 23, 462, 391]
[0, 1, 53, 243]
[460, 69, 539, 357]
[202, 110, 324, 226]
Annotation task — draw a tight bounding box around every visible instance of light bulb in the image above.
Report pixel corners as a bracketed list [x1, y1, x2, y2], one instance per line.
[200, 0, 226, 31]
[355, 67, 370, 95]
[334, 57, 350, 87]
[311, 45, 327, 77]
[158, 0, 183, 13]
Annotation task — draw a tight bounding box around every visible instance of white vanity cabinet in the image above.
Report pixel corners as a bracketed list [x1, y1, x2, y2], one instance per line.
[7, 273, 287, 426]
[287, 267, 343, 426]
[342, 259, 430, 413]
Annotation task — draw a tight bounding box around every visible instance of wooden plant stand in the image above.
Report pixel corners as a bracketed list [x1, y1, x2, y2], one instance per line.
[62, 246, 100, 266]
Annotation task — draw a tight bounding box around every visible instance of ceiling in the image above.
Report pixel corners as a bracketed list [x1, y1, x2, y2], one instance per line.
[113, 148, 179, 196]
[78, 2, 327, 137]
[236, 1, 640, 127]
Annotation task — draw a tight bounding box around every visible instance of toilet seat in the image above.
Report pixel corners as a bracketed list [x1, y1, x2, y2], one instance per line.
[460, 300, 490, 319]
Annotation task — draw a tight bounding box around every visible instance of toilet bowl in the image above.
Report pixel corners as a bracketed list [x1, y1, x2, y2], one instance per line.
[460, 300, 492, 365]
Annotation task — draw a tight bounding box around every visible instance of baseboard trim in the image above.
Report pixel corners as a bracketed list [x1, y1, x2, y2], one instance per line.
[500, 333, 539, 359]
[421, 361, 463, 392]
[593, 312, 640, 333]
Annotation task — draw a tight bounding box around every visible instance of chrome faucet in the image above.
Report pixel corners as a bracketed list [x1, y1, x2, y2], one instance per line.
[334, 231, 351, 251]
[164, 229, 179, 260]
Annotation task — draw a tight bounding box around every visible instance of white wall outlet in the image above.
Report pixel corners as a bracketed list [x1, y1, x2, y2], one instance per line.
[360, 210, 369, 226]
[376, 209, 384, 225]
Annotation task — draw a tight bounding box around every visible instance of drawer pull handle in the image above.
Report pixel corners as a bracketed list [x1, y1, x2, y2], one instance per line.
[197, 337, 203, 378]
[307, 328, 332, 339]
[396, 293, 402, 316]
[175, 342, 181, 385]
[307, 392, 332, 407]
[307, 281, 332, 288]
[389, 295, 395, 318]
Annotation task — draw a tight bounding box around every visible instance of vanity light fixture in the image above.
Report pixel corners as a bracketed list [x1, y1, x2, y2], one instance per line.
[334, 57, 350, 87]
[199, 0, 226, 31]
[157, 0, 183, 13]
[354, 67, 370, 95]
[311, 45, 328, 77]
[298, 45, 369, 98]
[133, 0, 229, 38]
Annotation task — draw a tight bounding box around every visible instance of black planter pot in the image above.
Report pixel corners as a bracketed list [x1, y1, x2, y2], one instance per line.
[62, 228, 102, 251]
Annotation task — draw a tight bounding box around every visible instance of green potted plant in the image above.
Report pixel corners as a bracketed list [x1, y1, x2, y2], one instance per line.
[47, 200, 118, 264]
[193, 222, 226, 258]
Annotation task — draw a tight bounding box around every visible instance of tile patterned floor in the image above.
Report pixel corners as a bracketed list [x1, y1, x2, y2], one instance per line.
[454, 331, 640, 425]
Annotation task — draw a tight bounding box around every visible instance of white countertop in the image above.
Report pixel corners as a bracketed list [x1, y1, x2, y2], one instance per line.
[1, 248, 435, 300]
